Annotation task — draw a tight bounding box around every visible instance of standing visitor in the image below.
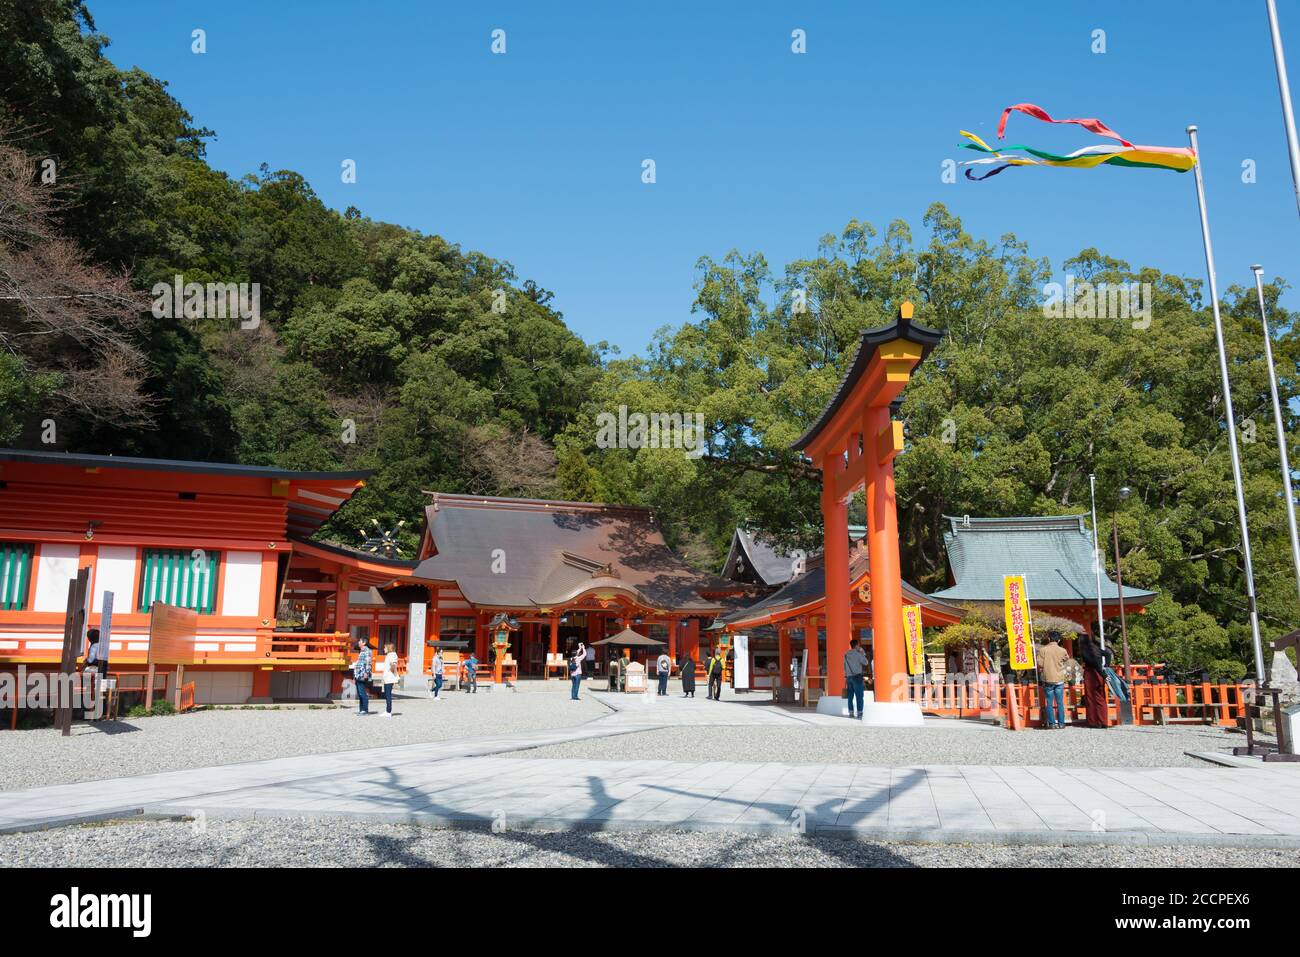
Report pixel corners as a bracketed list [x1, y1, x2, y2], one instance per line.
[1037, 633, 1069, 729]
[707, 648, 725, 701]
[431, 649, 445, 699]
[464, 651, 479, 693]
[381, 642, 399, 717]
[569, 640, 585, 700]
[680, 655, 696, 698]
[656, 650, 672, 696]
[843, 637, 869, 720]
[354, 639, 373, 715]
[1078, 633, 1111, 728]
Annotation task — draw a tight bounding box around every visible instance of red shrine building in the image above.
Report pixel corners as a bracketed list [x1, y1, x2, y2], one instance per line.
[0, 450, 745, 704]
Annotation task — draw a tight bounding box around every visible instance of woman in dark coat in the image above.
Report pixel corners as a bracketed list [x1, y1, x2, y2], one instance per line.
[680, 656, 696, 697]
[1078, 633, 1111, 728]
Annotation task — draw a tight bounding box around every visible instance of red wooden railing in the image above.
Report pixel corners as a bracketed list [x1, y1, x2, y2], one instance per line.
[903, 678, 1246, 728]
[269, 632, 350, 663]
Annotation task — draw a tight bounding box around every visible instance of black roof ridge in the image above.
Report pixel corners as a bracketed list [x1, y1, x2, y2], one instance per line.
[0, 448, 372, 482]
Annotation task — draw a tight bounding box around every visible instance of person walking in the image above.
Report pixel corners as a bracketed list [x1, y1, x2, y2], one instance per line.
[680, 655, 696, 698]
[843, 637, 869, 719]
[464, 651, 479, 694]
[354, 639, 373, 715]
[569, 640, 585, 700]
[1037, 632, 1070, 729]
[706, 648, 725, 701]
[430, 649, 445, 699]
[656, 650, 672, 696]
[1078, 632, 1111, 728]
[381, 642, 399, 717]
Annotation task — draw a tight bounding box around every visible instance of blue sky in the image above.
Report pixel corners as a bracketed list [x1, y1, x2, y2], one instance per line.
[94, 0, 1299, 354]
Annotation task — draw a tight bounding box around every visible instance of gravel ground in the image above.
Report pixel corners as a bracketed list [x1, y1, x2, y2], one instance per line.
[2, 817, 1293, 867]
[504, 723, 1247, 767]
[0, 691, 608, 791]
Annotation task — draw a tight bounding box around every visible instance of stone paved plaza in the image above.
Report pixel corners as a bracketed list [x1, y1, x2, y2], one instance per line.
[2, 684, 1298, 863]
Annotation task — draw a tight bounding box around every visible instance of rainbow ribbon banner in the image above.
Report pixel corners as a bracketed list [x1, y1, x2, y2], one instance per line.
[958, 102, 1197, 181]
[902, 604, 925, 676]
[1002, 575, 1036, 671]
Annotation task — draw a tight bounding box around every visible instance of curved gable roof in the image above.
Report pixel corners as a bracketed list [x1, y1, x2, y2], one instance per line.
[931, 514, 1156, 605]
[412, 494, 738, 612]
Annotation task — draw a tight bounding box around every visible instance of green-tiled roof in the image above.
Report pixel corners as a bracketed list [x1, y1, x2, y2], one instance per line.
[930, 515, 1156, 606]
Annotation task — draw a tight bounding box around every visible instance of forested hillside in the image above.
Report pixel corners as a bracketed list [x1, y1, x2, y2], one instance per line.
[0, 0, 602, 551]
[3, 1, 1297, 677]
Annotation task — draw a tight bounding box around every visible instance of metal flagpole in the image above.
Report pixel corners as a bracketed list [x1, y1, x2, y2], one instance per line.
[1187, 126, 1267, 684]
[1088, 474, 1107, 651]
[1266, 0, 1300, 218]
[1251, 264, 1300, 606]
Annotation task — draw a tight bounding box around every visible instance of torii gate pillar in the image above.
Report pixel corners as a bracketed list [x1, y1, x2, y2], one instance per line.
[791, 302, 941, 724]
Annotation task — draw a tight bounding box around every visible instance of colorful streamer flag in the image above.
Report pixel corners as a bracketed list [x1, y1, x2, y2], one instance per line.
[1003, 575, 1037, 671]
[958, 102, 1197, 181]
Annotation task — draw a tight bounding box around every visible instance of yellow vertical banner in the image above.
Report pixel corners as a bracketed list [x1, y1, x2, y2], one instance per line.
[1003, 575, 1036, 671]
[901, 604, 925, 676]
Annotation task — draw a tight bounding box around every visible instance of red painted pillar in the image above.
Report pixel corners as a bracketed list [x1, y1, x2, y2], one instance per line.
[778, 624, 791, 688]
[335, 576, 351, 636]
[863, 405, 906, 703]
[820, 451, 851, 696]
[668, 619, 677, 660]
[805, 616, 820, 691]
[549, 614, 559, 654]
[686, 618, 701, 663]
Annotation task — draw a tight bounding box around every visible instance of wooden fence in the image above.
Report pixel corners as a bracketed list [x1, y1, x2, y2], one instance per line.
[902, 678, 1246, 728]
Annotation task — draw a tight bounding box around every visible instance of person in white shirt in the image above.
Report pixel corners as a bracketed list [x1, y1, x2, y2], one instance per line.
[569, 641, 585, 700]
[382, 643, 400, 717]
[656, 651, 672, 696]
[430, 650, 445, 699]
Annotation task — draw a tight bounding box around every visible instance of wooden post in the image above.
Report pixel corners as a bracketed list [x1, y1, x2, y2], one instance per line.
[145, 663, 157, 710]
[55, 568, 91, 736]
[174, 664, 185, 710]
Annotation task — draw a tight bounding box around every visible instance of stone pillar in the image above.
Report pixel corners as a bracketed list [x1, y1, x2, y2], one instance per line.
[402, 603, 429, 693]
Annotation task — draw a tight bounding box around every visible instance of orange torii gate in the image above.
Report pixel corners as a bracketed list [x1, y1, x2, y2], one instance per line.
[791, 301, 941, 724]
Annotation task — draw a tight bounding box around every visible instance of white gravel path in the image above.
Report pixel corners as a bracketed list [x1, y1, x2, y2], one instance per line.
[504, 723, 1244, 767]
[0, 692, 608, 791]
[2, 817, 1294, 868]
